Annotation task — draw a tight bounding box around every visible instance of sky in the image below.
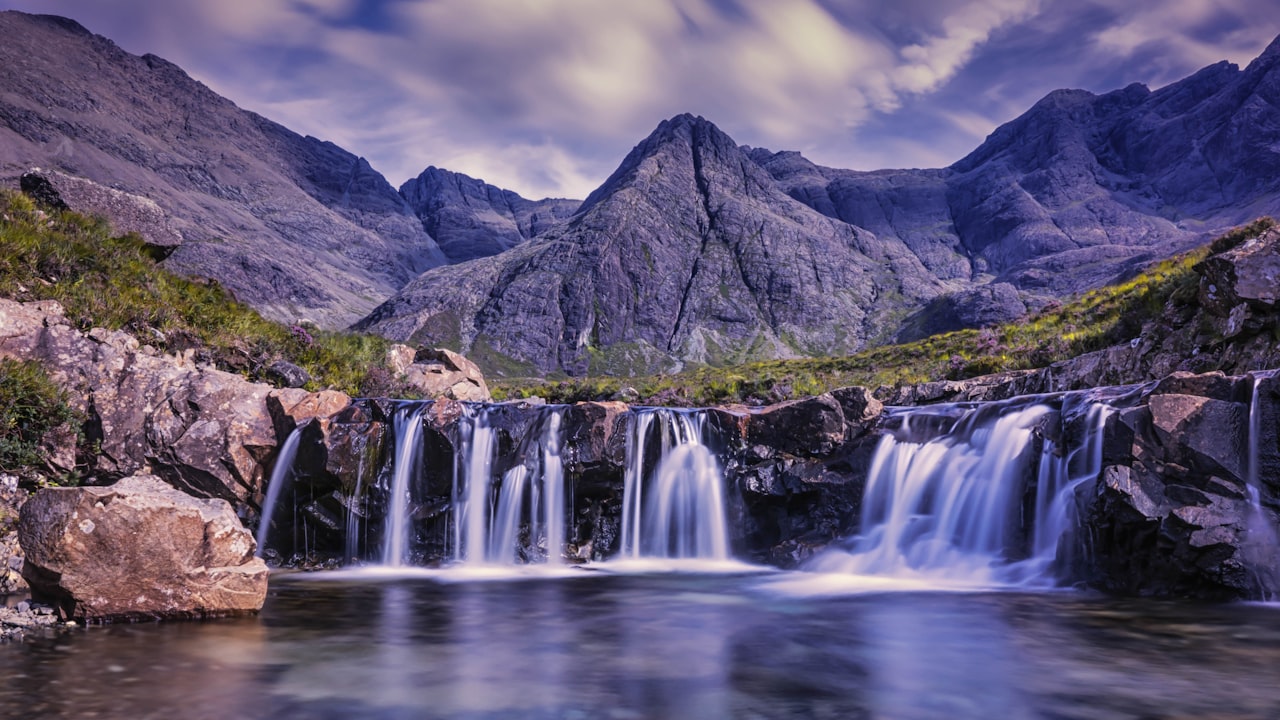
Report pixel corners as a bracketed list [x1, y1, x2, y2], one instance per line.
[3, 0, 1278, 200]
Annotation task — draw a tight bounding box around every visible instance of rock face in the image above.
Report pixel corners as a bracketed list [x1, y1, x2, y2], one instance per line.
[0, 11, 446, 328]
[1083, 372, 1278, 599]
[357, 114, 948, 375]
[755, 37, 1280, 297]
[19, 168, 183, 256]
[400, 167, 579, 262]
[17, 473, 268, 621]
[0, 298, 352, 513]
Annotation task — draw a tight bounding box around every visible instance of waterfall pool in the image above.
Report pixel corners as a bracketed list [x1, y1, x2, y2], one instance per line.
[2, 572, 1279, 719]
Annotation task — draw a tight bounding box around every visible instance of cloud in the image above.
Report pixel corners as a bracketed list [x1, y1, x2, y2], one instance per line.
[4, 0, 1279, 197]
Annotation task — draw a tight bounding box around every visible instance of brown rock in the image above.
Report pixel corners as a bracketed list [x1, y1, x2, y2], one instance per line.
[0, 298, 281, 506]
[400, 347, 491, 401]
[18, 473, 268, 621]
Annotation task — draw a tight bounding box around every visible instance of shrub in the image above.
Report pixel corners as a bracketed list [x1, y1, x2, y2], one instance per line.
[0, 359, 78, 476]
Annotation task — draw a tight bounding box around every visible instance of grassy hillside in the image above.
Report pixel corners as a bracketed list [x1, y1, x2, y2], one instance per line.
[0, 190, 408, 397]
[495, 218, 1276, 405]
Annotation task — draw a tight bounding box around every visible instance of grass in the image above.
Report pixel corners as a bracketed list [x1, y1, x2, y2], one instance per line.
[0, 190, 411, 398]
[0, 358, 78, 480]
[495, 219, 1275, 406]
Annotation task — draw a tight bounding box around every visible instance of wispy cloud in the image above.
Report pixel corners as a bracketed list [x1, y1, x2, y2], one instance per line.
[2, 0, 1279, 197]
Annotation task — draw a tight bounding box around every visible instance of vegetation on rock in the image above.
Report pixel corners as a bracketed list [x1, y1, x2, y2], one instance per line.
[0, 191, 409, 398]
[0, 358, 78, 479]
[496, 219, 1276, 405]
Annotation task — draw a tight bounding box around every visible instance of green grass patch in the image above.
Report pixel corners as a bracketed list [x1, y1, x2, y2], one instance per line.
[0, 190, 402, 397]
[0, 358, 78, 480]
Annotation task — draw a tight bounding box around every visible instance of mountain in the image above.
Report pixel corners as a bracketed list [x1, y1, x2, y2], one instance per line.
[355, 114, 950, 375]
[0, 11, 447, 328]
[361, 36, 1280, 374]
[399, 167, 579, 262]
[755, 35, 1280, 298]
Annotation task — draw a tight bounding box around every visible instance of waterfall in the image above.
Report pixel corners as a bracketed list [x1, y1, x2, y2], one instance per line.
[255, 426, 303, 557]
[808, 395, 1111, 587]
[619, 409, 730, 561]
[381, 403, 427, 567]
[452, 406, 569, 566]
[540, 410, 567, 566]
[1245, 372, 1279, 600]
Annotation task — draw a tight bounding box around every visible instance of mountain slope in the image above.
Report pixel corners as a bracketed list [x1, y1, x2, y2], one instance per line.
[0, 11, 447, 328]
[356, 115, 949, 375]
[757, 34, 1280, 298]
[399, 167, 579, 262]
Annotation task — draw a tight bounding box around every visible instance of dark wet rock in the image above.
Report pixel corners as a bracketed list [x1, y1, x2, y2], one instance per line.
[18, 473, 268, 621]
[744, 394, 846, 456]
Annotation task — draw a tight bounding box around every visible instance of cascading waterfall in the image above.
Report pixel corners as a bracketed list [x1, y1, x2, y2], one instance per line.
[255, 426, 303, 557]
[453, 406, 569, 566]
[382, 403, 428, 567]
[808, 395, 1112, 587]
[619, 409, 730, 561]
[1245, 372, 1279, 600]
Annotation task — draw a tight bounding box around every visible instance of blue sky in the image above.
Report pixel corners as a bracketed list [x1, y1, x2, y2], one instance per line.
[4, 0, 1278, 199]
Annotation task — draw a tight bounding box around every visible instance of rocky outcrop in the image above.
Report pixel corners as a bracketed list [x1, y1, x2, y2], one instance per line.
[0, 298, 353, 513]
[0, 11, 446, 328]
[19, 168, 183, 257]
[0, 298, 276, 505]
[17, 473, 268, 621]
[400, 167, 579, 262]
[385, 345, 490, 402]
[1082, 371, 1279, 599]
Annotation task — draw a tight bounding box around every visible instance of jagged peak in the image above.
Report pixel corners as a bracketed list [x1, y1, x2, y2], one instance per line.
[578, 114, 745, 213]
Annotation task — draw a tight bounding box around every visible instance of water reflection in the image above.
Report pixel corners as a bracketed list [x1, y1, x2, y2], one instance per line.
[1, 576, 1279, 719]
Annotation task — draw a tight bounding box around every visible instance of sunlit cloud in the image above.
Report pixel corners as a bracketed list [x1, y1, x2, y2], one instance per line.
[2, 0, 1279, 197]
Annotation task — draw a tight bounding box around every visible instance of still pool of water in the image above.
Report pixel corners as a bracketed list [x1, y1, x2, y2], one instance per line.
[2, 571, 1279, 719]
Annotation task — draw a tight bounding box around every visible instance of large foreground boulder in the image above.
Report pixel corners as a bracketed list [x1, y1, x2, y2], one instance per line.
[17, 473, 268, 621]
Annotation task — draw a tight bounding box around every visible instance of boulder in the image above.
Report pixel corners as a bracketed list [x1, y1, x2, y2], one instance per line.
[744, 394, 846, 456]
[0, 298, 279, 506]
[20, 168, 183, 258]
[401, 347, 490, 401]
[17, 473, 269, 621]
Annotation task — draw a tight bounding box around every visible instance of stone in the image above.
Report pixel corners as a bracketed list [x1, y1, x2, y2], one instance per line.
[17, 473, 269, 621]
[745, 394, 846, 457]
[20, 168, 183, 258]
[0, 298, 280, 506]
[265, 360, 311, 389]
[399, 348, 490, 401]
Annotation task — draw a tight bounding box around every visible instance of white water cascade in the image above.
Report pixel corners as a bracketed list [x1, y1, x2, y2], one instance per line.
[808, 396, 1112, 587]
[382, 403, 428, 567]
[619, 409, 730, 561]
[255, 426, 303, 557]
[1244, 372, 1279, 600]
[453, 407, 569, 565]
